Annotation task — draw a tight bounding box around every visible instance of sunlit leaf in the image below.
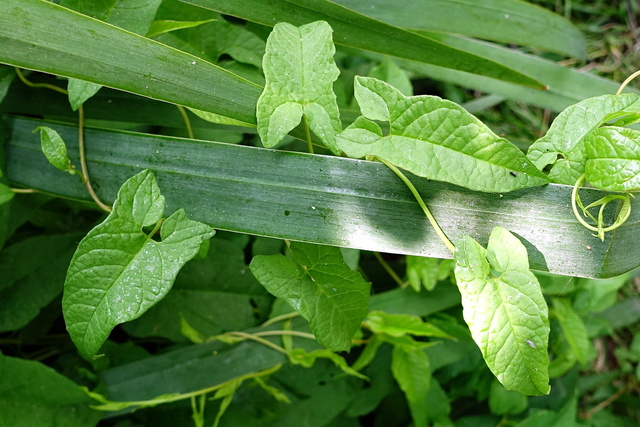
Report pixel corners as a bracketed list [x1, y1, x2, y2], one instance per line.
[363, 310, 451, 339]
[337, 76, 549, 192]
[250, 242, 370, 351]
[527, 93, 640, 185]
[62, 170, 215, 357]
[584, 126, 640, 191]
[454, 227, 550, 395]
[288, 348, 368, 380]
[256, 21, 342, 153]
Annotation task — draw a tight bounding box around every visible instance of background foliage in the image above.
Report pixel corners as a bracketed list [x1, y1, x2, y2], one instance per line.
[1, 0, 640, 426]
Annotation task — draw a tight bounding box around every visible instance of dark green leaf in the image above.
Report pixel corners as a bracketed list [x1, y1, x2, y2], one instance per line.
[0, 355, 101, 426]
[250, 242, 370, 351]
[0, 183, 13, 206]
[181, 0, 544, 88]
[62, 170, 214, 357]
[391, 343, 431, 427]
[551, 298, 589, 365]
[488, 380, 528, 415]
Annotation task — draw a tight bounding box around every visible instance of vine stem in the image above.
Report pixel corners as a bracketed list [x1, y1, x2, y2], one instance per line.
[303, 117, 314, 154]
[571, 174, 629, 234]
[376, 157, 455, 253]
[176, 105, 194, 139]
[616, 70, 640, 95]
[78, 106, 112, 213]
[373, 252, 406, 287]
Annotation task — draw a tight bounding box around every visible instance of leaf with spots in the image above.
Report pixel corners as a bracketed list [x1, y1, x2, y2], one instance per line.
[62, 170, 215, 357]
[256, 21, 342, 154]
[454, 226, 550, 395]
[249, 242, 370, 351]
[336, 76, 549, 192]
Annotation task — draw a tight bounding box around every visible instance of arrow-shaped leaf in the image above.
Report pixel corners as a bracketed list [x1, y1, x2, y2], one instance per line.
[337, 76, 549, 192]
[527, 93, 640, 185]
[249, 242, 370, 351]
[454, 227, 550, 396]
[62, 170, 215, 357]
[256, 21, 342, 154]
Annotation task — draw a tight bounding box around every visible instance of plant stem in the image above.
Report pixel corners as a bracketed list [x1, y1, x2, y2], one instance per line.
[376, 157, 455, 253]
[225, 331, 288, 355]
[261, 312, 299, 327]
[252, 330, 317, 340]
[176, 105, 194, 139]
[373, 252, 405, 287]
[77, 106, 112, 213]
[303, 117, 314, 154]
[10, 188, 38, 194]
[15, 68, 68, 95]
[616, 70, 640, 94]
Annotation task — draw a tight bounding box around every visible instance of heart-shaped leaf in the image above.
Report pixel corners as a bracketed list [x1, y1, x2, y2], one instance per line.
[62, 170, 214, 357]
[584, 126, 640, 191]
[454, 227, 550, 396]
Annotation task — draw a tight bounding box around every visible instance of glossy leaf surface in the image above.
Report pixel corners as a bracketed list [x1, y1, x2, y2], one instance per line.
[454, 227, 550, 395]
[527, 94, 640, 185]
[337, 76, 549, 192]
[584, 126, 640, 191]
[36, 126, 74, 173]
[250, 242, 370, 351]
[62, 170, 214, 357]
[257, 21, 341, 153]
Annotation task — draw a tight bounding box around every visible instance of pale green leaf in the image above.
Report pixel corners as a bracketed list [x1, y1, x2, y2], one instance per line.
[288, 348, 368, 380]
[188, 107, 255, 128]
[363, 310, 451, 339]
[369, 58, 413, 96]
[67, 78, 102, 111]
[391, 344, 430, 427]
[0, 355, 101, 425]
[406, 256, 439, 291]
[454, 227, 550, 396]
[488, 380, 528, 415]
[249, 242, 370, 351]
[62, 170, 215, 357]
[527, 93, 640, 185]
[256, 21, 342, 154]
[552, 298, 589, 365]
[0, 183, 13, 206]
[35, 126, 75, 174]
[146, 19, 216, 38]
[338, 76, 549, 192]
[584, 127, 640, 191]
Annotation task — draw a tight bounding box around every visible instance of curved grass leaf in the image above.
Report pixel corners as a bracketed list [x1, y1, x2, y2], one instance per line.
[527, 94, 640, 185]
[333, 0, 586, 60]
[249, 242, 370, 351]
[257, 21, 341, 153]
[62, 170, 215, 357]
[181, 0, 544, 89]
[454, 227, 550, 396]
[146, 19, 216, 38]
[551, 298, 589, 366]
[337, 76, 549, 192]
[391, 343, 431, 427]
[0, 0, 261, 126]
[584, 127, 640, 191]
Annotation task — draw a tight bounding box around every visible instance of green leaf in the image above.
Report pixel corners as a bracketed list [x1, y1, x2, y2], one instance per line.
[363, 310, 451, 339]
[249, 242, 370, 351]
[67, 78, 102, 111]
[0, 355, 101, 425]
[35, 126, 75, 174]
[0, 182, 13, 206]
[0, 65, 15, 104]
[146, 18, 216, 38]
[338, 76, 549, 192]
[62, 170, 215, 357]
[454, 227, 550, 396]
[406, 256, 439, 291]
[584, 127, 640, 191]
[332, 0, 586, 59]
[182, 0, 544, 88]
[391, 343, 431, 427]
[551, 298, 590, 365]
[488, 380, 528, 415]
[527, 94, 640, 185]
[369, 58, 413, 96]
[257, 21, 342, 154]
[288, 348, 368, 380]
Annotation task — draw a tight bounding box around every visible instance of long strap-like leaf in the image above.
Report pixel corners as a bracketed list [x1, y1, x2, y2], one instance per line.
[4, 116, 637, 279]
